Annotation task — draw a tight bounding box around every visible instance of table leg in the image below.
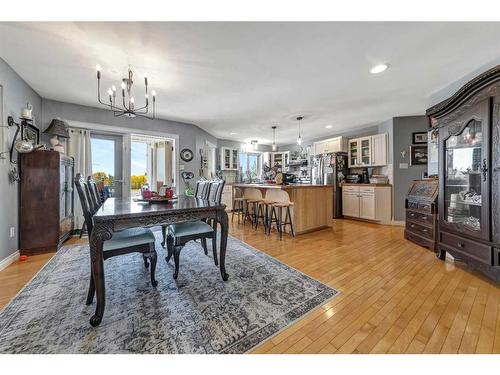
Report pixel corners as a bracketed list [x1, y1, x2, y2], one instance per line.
[218, 209, 229, 281]
[89, 222, 112, 327]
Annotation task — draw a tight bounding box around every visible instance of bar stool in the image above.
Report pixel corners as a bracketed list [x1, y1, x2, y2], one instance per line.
[231, 187, 245, 224]
[243, 188, 263, 226]
[268, 190, 295, 240]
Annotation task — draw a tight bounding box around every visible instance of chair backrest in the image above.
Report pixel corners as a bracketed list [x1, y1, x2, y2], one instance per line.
[195, 179, 210, 199]
[265, 188, 291, 203]
[87, 176, 102, 212]
[207, 179, 225, 203]
[74, 173, 95, 236]
[234, 187, 243, 199]
[243, 188, 263, 200]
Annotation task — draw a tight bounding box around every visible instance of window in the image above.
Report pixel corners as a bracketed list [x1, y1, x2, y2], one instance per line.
[239, 152, 262, 182]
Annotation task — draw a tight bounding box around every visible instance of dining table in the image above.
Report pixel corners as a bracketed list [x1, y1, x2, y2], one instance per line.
[88, 196, 229, 327]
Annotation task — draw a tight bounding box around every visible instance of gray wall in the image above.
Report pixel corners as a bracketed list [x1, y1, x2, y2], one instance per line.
[41, 99, 218, 192]
[392, 116, 428, 221]
[0, 57, 42, 263]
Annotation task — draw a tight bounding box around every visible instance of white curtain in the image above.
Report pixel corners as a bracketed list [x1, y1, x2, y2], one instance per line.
[151, 141, 173, 191]
[67, 128, 92, 228]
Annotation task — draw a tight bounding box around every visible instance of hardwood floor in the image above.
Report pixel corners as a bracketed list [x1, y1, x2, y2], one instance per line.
[1, 219, 499, 353]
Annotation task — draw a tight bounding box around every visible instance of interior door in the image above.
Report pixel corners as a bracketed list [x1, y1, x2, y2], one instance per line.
[90, 133, 124, 199]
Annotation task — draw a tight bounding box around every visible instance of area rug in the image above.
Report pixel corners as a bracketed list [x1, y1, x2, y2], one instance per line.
[0, 232, 338, 354]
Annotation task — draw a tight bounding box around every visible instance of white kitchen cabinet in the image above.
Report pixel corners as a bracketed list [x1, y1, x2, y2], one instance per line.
[265, 151, 290, 172]
[342, 185, 391, 224]
[313, 137, 348, 155]
[220, 147, 239, 170]
[342, 188, 360, 217]
[359, 187, 376, 220]
[348, 133, 387, 167]
[220, 184, 233, 211]
[371, 133, 388, 166]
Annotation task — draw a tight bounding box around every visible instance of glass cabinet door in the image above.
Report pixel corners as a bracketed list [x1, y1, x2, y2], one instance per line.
[224, 148, 231, 169]
[443, 119, 485, 237]
[231, 149, 238, 169]
[360, 138, 371, 165]
[349, 140, 358, 166]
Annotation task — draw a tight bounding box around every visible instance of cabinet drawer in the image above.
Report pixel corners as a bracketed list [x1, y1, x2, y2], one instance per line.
[360, 186, 375, 194]
[440, 232, 492, 264]
[418, 201, 432, 213]
[406, 222, 433, 239]
[405, 230, 434, 249]
[343, 186, 359, 192]
[406, 210, 433, 226]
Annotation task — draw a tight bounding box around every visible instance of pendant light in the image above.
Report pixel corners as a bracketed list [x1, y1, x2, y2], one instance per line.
[271, 125, 278, 151]
[296, 116, 303, 146]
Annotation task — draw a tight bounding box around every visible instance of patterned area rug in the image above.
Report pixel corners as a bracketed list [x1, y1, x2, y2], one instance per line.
[0, 233, 338, 353]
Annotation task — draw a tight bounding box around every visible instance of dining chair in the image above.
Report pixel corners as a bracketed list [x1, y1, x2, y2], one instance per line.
[80, 176, 105, 238]
[74, 173, 159, 306]
[161, 178, 210, 246]
[165, 178, 225, 279]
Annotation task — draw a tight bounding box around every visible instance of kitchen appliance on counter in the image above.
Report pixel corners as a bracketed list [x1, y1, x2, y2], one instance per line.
[282, 173, 297, 185]
[310, 152, 348, 218]
[346, 174, 362, 184]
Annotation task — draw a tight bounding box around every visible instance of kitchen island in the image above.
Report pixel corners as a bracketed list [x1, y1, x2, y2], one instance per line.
[232, 183, 333, 234]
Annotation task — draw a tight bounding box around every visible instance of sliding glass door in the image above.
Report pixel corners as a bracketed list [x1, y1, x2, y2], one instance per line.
[90, 133, 124, 199]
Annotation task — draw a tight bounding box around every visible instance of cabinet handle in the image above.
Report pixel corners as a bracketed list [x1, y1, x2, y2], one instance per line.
[481, 158, 488, 182]
[458, 242, 465, 248]
[421, 216, 427, 220]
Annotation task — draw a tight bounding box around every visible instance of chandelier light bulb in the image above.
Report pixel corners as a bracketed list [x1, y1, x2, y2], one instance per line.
[107, 88, 113, 96]
[297, 136, 302, 146]
[130, 97, 135, 104]
[96, 64, 101, 72]
[152, 90, 157, 97]
[121, 82, 126, 90]
[111, 85, 116, 91]
[145, 93, 149, 99]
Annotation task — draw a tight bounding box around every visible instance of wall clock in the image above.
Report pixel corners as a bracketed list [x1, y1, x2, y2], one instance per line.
[180, 148, 194, 162]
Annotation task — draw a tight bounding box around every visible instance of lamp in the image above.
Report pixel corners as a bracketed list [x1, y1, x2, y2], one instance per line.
[296, 116, 303, 146]
[44, 119, 69, 153]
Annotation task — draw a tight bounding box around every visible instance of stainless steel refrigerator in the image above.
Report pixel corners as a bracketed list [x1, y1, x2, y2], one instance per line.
[310, 152, 348, 218]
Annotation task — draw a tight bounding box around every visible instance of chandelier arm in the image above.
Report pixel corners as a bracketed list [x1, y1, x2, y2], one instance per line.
[96, 78, 109, 106]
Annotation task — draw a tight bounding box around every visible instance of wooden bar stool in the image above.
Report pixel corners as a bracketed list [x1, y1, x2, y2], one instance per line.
[267, 190, 295, 240]
[242, 188, 263, 226]
[231, 187, 245, 224]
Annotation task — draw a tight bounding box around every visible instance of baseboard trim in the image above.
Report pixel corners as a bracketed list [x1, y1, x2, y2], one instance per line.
[0, 250, 20, 272]
[392, 220, 405, 226]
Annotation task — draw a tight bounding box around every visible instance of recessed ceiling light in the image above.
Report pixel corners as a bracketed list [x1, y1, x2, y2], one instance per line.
[325, 125, 333, 129]
[370, 64, 389, 74]
[230, 132, 237, 135]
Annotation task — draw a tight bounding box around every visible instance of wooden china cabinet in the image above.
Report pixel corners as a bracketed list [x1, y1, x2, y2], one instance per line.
[426, 65, 500, 282]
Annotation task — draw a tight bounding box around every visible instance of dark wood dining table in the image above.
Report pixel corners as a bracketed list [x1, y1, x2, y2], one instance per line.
[88, 196, 229, 327]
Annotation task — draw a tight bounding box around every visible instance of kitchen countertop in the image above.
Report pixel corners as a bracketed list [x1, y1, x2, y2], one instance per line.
[342, 183, 392, 187]
[232, 183, 334, 189]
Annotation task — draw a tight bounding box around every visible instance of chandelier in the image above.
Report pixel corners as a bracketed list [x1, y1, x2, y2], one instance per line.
[96, 64, 157, 119]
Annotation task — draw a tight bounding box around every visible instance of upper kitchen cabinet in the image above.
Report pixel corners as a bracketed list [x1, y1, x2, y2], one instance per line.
[312, 136, 348, 155]
[348, 133, 388, 167]
[220, 147, 239, 170]
[371, 133, 388, 166]
[265, 151, 290, 172]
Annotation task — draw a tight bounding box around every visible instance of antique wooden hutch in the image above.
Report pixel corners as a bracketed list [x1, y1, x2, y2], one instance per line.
[426, 65, 500, 282]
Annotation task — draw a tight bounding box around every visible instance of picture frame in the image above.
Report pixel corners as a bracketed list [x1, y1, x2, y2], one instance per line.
[412, 131, 428, 144]
[410, 145, 428, 165]
[21, 121, 40, 147]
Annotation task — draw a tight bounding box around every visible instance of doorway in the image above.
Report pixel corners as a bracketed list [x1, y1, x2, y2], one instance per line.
[90, 133, 123, 198]
[130, 134, 175, 197]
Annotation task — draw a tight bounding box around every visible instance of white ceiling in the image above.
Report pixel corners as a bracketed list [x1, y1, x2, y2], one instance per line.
[2, 22, 500, 145]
